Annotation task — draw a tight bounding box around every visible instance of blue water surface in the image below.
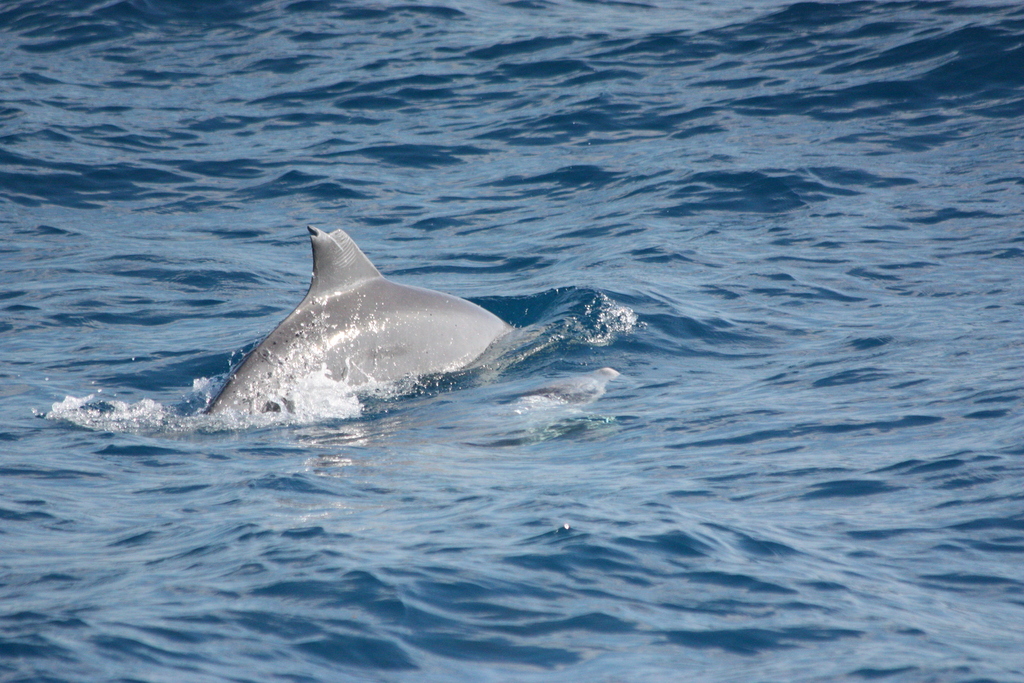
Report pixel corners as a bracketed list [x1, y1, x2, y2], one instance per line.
[2, 0, 1023, 681]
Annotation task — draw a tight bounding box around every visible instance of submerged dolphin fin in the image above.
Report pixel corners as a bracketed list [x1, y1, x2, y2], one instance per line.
[307, 225, 381, 298]
[519, 367, 620, 404]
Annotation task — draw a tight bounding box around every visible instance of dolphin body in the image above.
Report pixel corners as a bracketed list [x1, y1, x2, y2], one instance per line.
[206, 226, 511, 414]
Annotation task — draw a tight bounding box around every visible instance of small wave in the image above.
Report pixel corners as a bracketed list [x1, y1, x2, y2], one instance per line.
[485, 288, 640, 358]
[537, 291, 641, 350]
[583, 293, 640, 345]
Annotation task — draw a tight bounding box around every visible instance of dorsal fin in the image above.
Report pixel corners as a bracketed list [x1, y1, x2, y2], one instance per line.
[306, 226, 381, 298]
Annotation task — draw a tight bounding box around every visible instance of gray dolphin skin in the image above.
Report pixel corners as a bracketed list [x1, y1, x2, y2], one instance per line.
[206, 226, 512, 414]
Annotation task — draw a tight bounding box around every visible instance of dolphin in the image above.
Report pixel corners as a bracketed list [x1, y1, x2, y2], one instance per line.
[206, 226, 512, 414]
[518, 367, 620, 404]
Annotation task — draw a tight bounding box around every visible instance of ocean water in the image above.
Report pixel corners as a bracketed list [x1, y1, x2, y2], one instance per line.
[2, 0, 1023, 680]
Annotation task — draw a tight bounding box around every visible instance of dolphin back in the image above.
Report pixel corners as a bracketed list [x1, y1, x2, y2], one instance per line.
[206, 227, 511, 414]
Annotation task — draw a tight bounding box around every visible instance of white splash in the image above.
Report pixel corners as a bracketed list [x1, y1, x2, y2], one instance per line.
[46, 373, 363, 435]
[47, 393, 186, 434]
